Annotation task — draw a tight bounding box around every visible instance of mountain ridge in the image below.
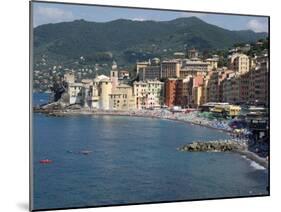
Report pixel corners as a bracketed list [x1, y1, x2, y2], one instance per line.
[33, 17, 267, 66]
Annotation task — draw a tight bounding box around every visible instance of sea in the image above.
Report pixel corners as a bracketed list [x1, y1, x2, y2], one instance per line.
[31, 93, 269, 210]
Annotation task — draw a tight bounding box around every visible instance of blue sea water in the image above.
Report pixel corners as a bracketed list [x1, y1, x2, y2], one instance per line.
[32, 93, 268, 210]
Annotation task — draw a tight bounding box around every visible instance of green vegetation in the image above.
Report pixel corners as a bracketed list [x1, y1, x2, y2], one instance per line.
[34, 17, 267, 67]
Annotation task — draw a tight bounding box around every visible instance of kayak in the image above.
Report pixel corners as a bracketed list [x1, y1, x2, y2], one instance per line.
[40, 159, 53, 164]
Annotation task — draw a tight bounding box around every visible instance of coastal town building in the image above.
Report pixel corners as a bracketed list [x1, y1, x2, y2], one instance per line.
[118, 70, 130, 79]
[180, 60, 210, 78]
[207, 68, 232, 103]
[81, 79, 94, 108]
[205, 58, 219, 71]
[110, 69, 118, 92]
[67, 82, 84, 105]
[88, 81, 100, 109]
[173, 52, 185, 59]
[239, 71, 251, 104]
[164, 78, 178, 108]
[133, 81, 147, 109]
[60, 45, 268, 111]
[133, 80, 164, 109]
[139, 65, 161, 81]
[146, 80, 164, 108]
[191, 75, 205, 107]
[248, 54, 269, 106]
[161, 60, 180, 78]
[174, 76, 194, 107]
[99, 77, 112, 110]
[109, 84, 136, 110]
[228, 53, 250, 74]
[187, 48, 199, 59]
[136, 61, 150, 74]
[220, 54, 268, 106]
[222, 72, 240, 104]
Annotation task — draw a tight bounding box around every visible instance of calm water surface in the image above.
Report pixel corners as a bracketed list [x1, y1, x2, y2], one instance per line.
[32, 93, 268, 210]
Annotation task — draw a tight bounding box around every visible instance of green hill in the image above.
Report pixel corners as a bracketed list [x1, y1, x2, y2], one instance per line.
[33, 17, 267, 66]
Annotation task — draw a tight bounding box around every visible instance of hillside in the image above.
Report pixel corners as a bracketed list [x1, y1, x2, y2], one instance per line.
[33, 17, 267, 66]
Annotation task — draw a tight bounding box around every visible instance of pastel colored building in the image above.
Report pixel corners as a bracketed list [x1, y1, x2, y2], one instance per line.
[99, 77, 112, 110]
[146, 80, 164, 108]
[228, 53, 249, 74]
[133, 81, 148, 109]
[109, 84, 136, 110]
[164, 78, 178, 108]
[133, 80, 164, 109]
[248, 54, 269, 106]
[207, 68, 233, 103]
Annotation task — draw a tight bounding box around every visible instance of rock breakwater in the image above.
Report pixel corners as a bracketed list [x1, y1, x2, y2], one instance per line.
[178, 140, 247, 152]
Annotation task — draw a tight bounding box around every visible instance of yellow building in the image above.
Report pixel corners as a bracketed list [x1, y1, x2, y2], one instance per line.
[206, 58, 218, 71]
[99, 78, 112, 110]
[109, 84, 135, 110]
[133, 81, 148, 109]
[228, 53, 249, 74]
[211, 104, 241, 117]
[133, 80, 164, 109]
[192, 86, 203, 108]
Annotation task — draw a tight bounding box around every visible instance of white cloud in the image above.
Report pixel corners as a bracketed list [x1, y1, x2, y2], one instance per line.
[132, 17, 146, 21]
[247, 19, 268, 32]
[34, 6, 75, 26]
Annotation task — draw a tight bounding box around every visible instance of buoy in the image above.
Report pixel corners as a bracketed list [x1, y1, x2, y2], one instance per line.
[40, 159, 53, 164]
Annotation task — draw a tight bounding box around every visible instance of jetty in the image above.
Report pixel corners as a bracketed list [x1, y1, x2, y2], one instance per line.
[178, 140, 247, 152]
[178, 139, 268, 169]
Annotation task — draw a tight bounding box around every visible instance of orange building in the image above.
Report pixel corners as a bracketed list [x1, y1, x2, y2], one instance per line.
[164, 78, 178, 108]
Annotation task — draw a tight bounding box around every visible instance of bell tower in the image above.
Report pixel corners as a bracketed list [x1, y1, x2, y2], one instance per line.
[110, 60, 118, 92]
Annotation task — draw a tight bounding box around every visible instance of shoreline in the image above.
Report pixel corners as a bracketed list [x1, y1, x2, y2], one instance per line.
[234, 149, 268, 169]
[34, 109, 268, 169]
[41, 109, 232, 133]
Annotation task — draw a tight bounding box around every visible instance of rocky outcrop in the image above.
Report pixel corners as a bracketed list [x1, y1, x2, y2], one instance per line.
[178, 140, 247, 152]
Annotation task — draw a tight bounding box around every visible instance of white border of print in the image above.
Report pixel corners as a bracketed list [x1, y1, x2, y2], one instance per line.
[0, 0, 280, 211]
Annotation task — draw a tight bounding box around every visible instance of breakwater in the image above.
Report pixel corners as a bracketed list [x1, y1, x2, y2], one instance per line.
[178, 140, 268, 169]
[178, 140, 247, 152]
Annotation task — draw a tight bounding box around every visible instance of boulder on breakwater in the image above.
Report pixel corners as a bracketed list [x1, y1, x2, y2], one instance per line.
[178, 140, 247, 152]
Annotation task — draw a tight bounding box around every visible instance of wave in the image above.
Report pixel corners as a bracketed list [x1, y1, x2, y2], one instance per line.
[241, 155, 266, 170]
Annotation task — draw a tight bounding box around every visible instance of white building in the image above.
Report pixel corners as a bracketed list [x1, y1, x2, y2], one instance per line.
[68, 82, 84, 105]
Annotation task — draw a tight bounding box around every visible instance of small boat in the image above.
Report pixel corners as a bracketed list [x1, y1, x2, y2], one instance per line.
[80, 150, 92, 155]
[40, 159, 53, 164]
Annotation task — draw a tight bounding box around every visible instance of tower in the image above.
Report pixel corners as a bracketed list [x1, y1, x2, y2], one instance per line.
[110, 60, 119, 92]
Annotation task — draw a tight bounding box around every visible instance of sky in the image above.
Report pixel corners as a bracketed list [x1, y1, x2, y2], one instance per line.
[32, 2, 268, 32]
